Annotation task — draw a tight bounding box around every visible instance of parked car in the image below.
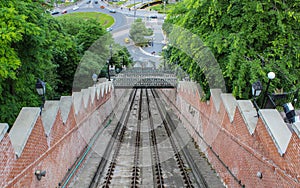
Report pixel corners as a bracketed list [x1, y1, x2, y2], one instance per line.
[87, 0, 91, 4]
[106, 27, 113, 32]
[95, 0, 98, 4]
[61, 9, 67, 14]
[73, 6, 79, 11]
[51, 10, 60, 15]
[149, 15, 158, 19]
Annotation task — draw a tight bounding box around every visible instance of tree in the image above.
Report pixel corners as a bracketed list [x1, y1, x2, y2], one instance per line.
[164, 0, 300, 100]
[0, 0, 59, 125]
[129, 18, 153, 46]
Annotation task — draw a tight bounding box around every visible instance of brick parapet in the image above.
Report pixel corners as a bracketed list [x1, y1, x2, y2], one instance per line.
[0, 81, 123, 187]
[159, 82, 300, 187]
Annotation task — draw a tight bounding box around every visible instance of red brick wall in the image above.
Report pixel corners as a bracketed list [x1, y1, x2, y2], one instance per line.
[160, 88, 300, 187]
[0, 87, 122, 187]
[0, 134, 16, 187]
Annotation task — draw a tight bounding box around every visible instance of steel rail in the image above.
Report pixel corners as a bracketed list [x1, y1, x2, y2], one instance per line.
[131, 89, 143, 187]
[145, 89, 165, 188]
[151, 89, 208, 188]
[150, 89, 194, 187]
[89, 89, 137, 188]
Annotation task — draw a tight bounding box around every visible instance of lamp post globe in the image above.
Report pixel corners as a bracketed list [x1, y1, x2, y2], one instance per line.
[92, 73, 97, 87]
[92, 73, 97, 81]
[268, 72, 275, 80]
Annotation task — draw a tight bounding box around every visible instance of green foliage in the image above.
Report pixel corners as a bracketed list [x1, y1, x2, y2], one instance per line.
[129, 18, 154, 46]
[0, 0, 59, 125]
[0, 1, 118, 126]
[164, 0, 300, 101]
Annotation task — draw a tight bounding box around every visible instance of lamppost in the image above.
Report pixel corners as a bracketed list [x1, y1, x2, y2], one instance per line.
[107, 60, 111, 81]
[134, 0, 136, 18]
[92, 73, 97, 87]
[107, 44, 113, 81]
[162, 45, 168, 70]
[261, 72, 275, 108]
[252, 81, 263, 115]
[36, 78, 46, 115]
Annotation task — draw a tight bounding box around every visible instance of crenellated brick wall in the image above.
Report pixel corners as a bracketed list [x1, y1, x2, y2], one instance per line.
[0, 82, 126, 188]
[160, 81, 300, 187]
[1, 80, 299, 187]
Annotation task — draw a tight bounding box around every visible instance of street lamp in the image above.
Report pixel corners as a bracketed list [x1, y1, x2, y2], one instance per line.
[261, 72, 275, 108]
[36, 78, 46, 115]
[109, 44, 112, 58]
[252, 81, 263, 114]
[162, 45, 168, 70]
[107, 60, 111, 81]
[252, 81, 263, 97]
[92, 73, 97, 87]
[106, 44, 113, 81]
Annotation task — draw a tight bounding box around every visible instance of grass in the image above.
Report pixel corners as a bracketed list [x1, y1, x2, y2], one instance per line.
[126, 3, 140, 8]
[150, 3, 174, 13]
[116, 0, 127, 6]
[60, 12, 114, 28]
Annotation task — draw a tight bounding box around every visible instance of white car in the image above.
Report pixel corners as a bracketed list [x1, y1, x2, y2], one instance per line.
[109, 9, 116, 13]
[73, 6, 79, 11]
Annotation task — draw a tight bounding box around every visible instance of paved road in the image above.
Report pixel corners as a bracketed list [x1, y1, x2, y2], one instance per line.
[53, 0, 166, 68]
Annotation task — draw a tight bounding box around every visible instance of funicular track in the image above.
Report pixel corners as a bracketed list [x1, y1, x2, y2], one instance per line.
[151, 89, 209, 188]
[148, 89, 194, 187]
[145, 89, 164, 187]
[88, 89, 138, 188]
[72, 88, 210, 188]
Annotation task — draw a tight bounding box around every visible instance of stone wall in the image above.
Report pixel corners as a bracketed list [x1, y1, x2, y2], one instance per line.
[160, 81, 300, 187]
[0, 82, 125, 187]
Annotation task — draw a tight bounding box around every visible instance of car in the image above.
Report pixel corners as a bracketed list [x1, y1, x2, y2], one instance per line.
[51, 10, 60, 15]
[87, 0, 91, 4]
[124, 38, 130, 44]
[95, 0, 98, 4]
[149, 15, 158, 19]
[109, 9, 116, 13]
[73, 6, 79, 11]
[61, 10, 67, 14]
[106, 27, 113, 32]
[100, 5, 105, 9]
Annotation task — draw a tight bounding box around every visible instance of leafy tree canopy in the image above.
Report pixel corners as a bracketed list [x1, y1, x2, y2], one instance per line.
[129, 18, 154, 46]
[0, 0, 117, 126]
[164, 0, 300, 101]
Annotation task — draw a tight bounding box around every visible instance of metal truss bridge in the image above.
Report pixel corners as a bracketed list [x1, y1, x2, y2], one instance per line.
[113, 68, 178, 88]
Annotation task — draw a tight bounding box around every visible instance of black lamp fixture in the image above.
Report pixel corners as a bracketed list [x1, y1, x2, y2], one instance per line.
[35, 170, 46, 181]
[92, 73, 97, 87]
[252, 81, 263, 97]
[251, 81, 263, 116]
[36, 78, 46, 115]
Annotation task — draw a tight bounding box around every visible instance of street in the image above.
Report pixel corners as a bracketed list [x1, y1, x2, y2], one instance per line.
[53, 0, 166, 69]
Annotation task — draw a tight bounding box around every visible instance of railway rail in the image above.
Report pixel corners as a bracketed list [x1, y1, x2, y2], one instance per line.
[67, 88, 221, 188]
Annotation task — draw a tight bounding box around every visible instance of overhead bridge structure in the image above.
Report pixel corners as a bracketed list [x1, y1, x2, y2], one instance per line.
[113, 67, 178, 88]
